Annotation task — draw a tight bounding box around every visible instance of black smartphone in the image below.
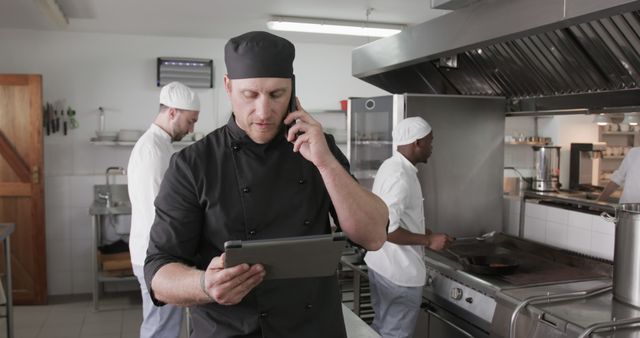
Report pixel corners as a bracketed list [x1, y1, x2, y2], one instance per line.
[285, 75, 296, 135]
[288, 75, 296, 114]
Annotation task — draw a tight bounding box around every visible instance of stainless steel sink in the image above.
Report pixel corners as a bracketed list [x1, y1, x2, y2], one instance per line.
[90, 184, 131, 215]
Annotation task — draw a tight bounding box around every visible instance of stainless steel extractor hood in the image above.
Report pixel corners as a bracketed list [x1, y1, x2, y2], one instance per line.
[352, 0, 640, 114]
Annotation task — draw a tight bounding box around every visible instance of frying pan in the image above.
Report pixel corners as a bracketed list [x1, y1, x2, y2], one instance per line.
[446, 249, 519, 275]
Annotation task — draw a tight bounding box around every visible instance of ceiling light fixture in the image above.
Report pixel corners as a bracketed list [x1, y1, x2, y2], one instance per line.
[267, 16, 403, 38]
[35, 0, 69, 28]
[593, 113, 611, 126]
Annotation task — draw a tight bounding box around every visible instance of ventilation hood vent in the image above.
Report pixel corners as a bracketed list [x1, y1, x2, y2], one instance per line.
[352, 0, 640, 114]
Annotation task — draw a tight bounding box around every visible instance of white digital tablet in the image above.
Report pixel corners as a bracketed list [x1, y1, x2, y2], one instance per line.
[223, 233, 348, 280]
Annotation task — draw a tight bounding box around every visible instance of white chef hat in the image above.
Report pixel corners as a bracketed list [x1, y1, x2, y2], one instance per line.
[392, 117, 432, 146]
[159, 81, 200, 111]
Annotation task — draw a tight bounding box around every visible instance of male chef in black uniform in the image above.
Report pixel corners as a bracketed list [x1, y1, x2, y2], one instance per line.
[144, 31, 388, 338]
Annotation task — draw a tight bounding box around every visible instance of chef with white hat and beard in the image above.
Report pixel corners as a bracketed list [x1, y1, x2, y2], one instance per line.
[364, 116, 453, 338]
[128, 81, 200, 338]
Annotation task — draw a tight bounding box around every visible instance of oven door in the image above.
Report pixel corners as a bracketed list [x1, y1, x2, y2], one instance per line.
[417, 301, 490, 338]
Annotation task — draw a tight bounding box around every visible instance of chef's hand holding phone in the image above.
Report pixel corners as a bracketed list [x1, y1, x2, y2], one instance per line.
[283, 76, 336, 169]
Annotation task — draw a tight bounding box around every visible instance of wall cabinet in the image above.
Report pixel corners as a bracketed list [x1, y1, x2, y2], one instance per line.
[90, 139, 194, 147]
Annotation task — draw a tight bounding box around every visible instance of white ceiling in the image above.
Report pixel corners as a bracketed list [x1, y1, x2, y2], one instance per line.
[0, 0, 450, 45]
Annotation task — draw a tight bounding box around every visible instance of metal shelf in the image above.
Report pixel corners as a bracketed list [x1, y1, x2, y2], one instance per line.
[97, 272, 136, 283]
[90, 139, 194, 147]
[353, 140, 392, 145]
[353, 170, 378, 179]
[505, 141, 548, 146]
[92, 214, 137, 311]
[310, 110, 346, 114]
[602, 132, 636, 135]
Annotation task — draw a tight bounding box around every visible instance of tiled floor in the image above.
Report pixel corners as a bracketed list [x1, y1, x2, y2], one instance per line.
[2, 292, 188, 338]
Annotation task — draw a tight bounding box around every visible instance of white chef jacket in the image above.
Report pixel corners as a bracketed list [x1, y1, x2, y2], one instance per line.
[611, 147, 640, 204]
[127, 124, 174, 266]
[364, 152, 426, 287]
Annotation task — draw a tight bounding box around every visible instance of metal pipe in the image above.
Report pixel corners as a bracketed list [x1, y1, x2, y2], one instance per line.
[518, 195, 527, 238]
[504, 166, 528, 181]
[578, 316, 640, 338]
[5, 227, 12, 338]
[506, 108, 590, 117]
[509, 285, 613, 338]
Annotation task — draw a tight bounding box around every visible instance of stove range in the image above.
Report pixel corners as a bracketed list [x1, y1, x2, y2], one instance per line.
[420, 233, 615, 338]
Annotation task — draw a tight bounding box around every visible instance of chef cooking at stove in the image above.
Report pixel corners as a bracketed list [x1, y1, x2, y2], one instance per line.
[598, 146, 640, 203]
[364, 116, 454, 338]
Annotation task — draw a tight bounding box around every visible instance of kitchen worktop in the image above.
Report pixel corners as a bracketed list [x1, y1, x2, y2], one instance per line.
[523, 190, 617, 214]
[493, 279, 640, 337]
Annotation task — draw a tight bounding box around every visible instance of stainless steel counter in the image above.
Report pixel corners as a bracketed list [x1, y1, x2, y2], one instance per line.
[523, 190, 617, 214]
[0, 223, 14, 338]
[89, 184, 134, 310]
[492, 279, 640, 338]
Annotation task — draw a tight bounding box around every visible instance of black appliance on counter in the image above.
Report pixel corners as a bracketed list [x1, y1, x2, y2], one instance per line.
[569, 143, 606, 191]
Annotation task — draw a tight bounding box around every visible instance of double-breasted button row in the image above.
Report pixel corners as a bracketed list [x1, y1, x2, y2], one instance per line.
[242, 179, 303, 194]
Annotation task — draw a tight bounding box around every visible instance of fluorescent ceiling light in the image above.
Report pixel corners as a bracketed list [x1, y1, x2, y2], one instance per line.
[593, 113, 610, 126]
[35, 0, 69, 28]
[267, 16, 403, 38]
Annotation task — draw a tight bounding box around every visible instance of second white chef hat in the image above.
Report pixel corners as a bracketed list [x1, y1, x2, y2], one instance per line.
[159, 81, 200, 111]
[392, 117, 432, 146]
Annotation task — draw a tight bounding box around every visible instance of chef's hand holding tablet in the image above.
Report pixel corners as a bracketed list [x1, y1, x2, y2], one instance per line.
[200, 253, 265, 305]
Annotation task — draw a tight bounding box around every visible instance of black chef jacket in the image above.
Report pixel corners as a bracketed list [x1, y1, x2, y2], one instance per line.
[145, 115, 350, 338]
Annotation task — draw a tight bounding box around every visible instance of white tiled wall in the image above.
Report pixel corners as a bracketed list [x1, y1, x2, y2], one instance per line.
[522, 200, 615, 260]
[503, 196, 521, 236]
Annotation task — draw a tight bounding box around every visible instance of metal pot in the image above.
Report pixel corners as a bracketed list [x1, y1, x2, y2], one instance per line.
[603, 204, 640, 307]
[532, 146, 560, 192]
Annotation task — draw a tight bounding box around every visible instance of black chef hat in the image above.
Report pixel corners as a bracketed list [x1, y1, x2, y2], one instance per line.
[225, 31, 295, 79]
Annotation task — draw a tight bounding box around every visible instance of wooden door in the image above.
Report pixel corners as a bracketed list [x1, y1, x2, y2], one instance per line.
[0, 75, 47, 304]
